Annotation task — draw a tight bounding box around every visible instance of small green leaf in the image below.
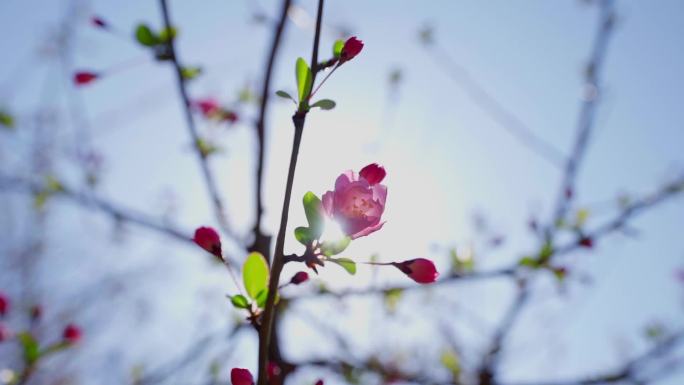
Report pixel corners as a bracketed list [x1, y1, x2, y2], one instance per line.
[18, 332, 40, 364]
[158, 26, 177, 43]
[0, 110, 15, 129]
[294, 226, 313, 245]
[332, 39, 345, 58]
[135, 24, 160, 47]
[275, 90, 296, 103]
[518, 256, 540, 268]
[440, 349, 461, 378]
[242, 252, 269, 300]
[230, 294, 250, 309]
[181, 66, 203, 80]
[320, 236, 351, 257]
[310, 99, 336, 110]
[384, 288, 403, 313]
[538, 241, 554, 263]
[295, 57, 312, 103]
[196, 138, 220, 158]
[303, 192, 324, 239]
[255, 288, 268, 308]
[329, 257, 356, 275]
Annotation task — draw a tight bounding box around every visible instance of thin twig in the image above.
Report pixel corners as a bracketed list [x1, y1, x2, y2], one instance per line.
[256, 1, 325, 384]
[158, 0, 238, 243]
[251, 0, 293, 258]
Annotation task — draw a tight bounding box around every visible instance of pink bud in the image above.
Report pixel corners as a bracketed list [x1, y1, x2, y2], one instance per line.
[74, 71, 99, 86]
[290, 271, 309, 285]
[359, 163, 386, 185]
[193, 98, 220, 117]
[0, 292, 8, 316]
[91, 16, 107, 29]
[395, 258, 439, 284]
[231, 368, 254, 385]
[63, 323, 82, 344]
[340, 36, 364, 63]
[315, 380, 324, 385]
[193, 227, 222, 258]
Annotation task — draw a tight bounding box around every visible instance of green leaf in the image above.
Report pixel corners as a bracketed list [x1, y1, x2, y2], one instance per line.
[329, 257, 356, 275]
[230, 294, 250, 309]
[18, 332, 40, 364]
[295, 57, 312, 103]
[538, 241, 554, 263]
[255, 288, 279, 309]
[158, 26, 177, 43]
[518, 256, 540, 268]
[196, 138, 220, 158]
[332, 39, 345, 58]
[0, 110, 15, 129]
[181, 66, 203, 80]
[320, 236, 351, 256]
[384, 288, 403, 313]
[242, 252, 269, 300]
[294, 226, 313, 245]
[275, 90, 296, 103]
[310, 99, 336, 110]
[303, 192, 324, 239]
[135, 24, 159, 47]
[440, 349, 461, 378]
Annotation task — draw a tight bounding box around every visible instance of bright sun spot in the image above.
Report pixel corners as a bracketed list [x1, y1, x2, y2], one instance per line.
[319, 217, 346, 244]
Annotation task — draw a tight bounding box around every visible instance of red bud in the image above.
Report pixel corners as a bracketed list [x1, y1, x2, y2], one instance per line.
[395, 258, 439, 284]
[340, 37, 364, 63]
[290, 271, 309, 285]
[0, 292, 8, 316]
[359, 163, 386, 185]
[63, 323, 82, 344]
[91, 16, 107, 29]
[231, 368, 254, 385]
[579, 237, 594, 248]
[74, 71, 99, 86]
[193, 227, 222, 258]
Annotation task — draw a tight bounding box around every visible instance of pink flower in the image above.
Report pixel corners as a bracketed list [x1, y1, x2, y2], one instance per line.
[0, 292, 8, 316]
[193, 98, 220, 117]
[74, 71, 99, 86]
[231, 368, 254, 385]
[193, 227, 222, 258]
[290, 271, 309, 285]
[340, 37, 364, 63]
[321, 164, 387, 240]
[395, 258, 439, 284]
[63, 324, 82, 343]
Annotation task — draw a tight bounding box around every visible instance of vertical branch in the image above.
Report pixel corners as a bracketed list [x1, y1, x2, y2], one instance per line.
[256, 1, 325, 384]
[551, 0, 616, 229]
[477, 2, 617, 384]
[158, 0, 237, 241]
[251, 0, 293, 258]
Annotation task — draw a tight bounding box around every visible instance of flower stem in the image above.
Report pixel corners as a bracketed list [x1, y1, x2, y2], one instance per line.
[256, 2, 325, 384]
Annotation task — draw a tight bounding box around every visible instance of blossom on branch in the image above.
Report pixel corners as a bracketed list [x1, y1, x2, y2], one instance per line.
[193, 227, 222, 258]
[394, 258, 439, 284]
[321, 163, 387, 240]
[340, 36, 364, 63]
[231, 368, 254, 385]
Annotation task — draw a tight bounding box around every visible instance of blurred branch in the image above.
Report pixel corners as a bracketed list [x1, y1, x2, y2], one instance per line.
[506, 329, 684, 385]
[250, 0, 293, 258]
[550, 0, 616, 229]
[424, 33, 565, 167]
[0, 174, 191, 244]
[158, 0, 239, 243]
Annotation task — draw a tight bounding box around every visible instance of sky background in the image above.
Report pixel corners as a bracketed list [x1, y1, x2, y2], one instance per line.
[0, 0, 683, 384]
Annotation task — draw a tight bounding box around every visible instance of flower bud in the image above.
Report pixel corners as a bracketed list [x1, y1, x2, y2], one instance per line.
[0, 292, 9, 316]
[63, 323, 82, 344]
[359, 163, 386, 185]
[231, 368, 254, 385]
[290, 271, 309, 285]
[193, 227, 222, 258]
[74, 71, 99, 86]
[340, 37, 364, 63]
[395, 258, 438, 284]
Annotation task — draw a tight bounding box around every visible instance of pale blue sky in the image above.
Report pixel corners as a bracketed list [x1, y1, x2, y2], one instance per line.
[1, 0, 683, 384]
